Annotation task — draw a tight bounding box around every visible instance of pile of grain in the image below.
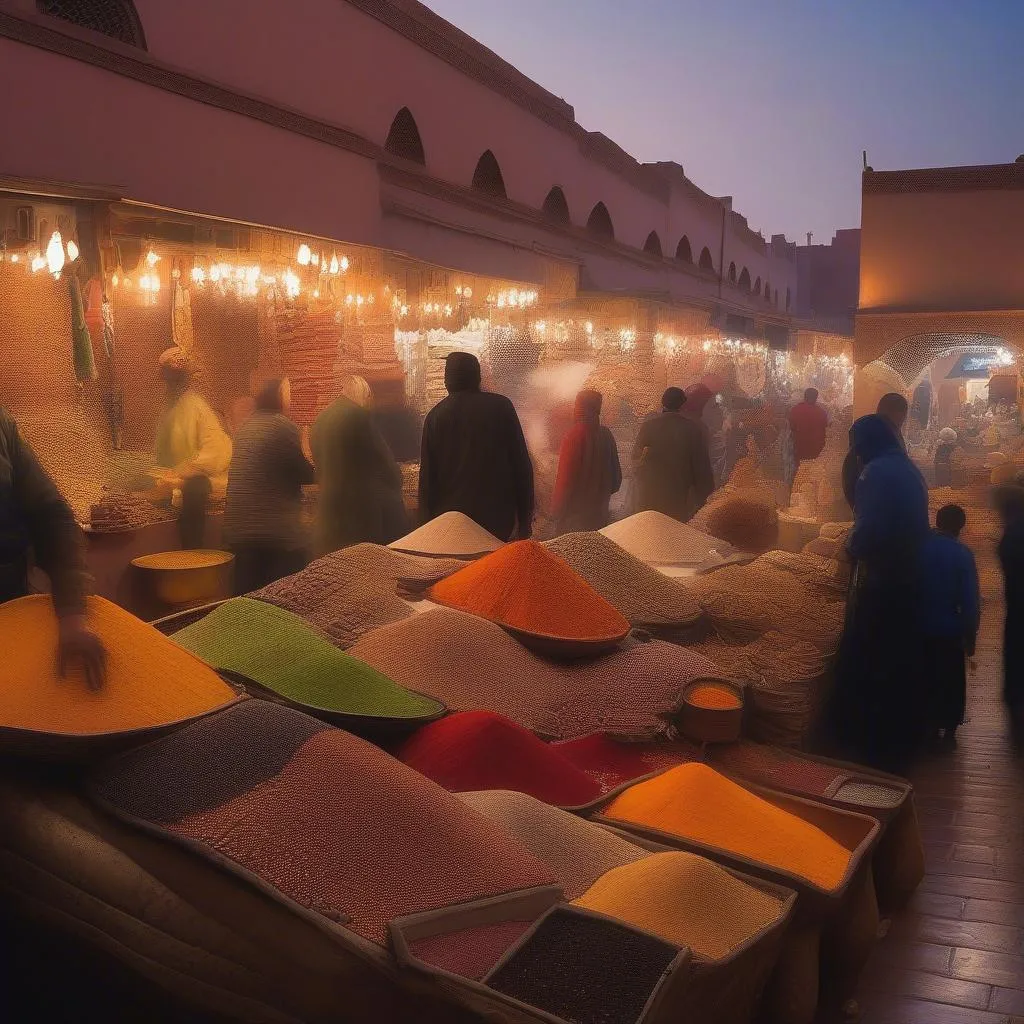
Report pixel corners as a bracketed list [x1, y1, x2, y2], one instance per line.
[90, 492, 175, 532]
[573, 851, 786, 961]
[602, 762, 852, 891]
[0, 595, 237, 736]
[543, 532, 702, 627]
[390, 512, 504, 560]
[600, 511, 721, 566]
[459, 790, 648, 899]
[690, 492, 779, 554]
[427, 541, 630, 645]
[349, 608, 722, 740]
[252, 544, 464, 647]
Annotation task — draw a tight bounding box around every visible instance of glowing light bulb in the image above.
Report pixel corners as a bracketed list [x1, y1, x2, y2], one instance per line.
[66, 240, 79, 262]
[455, 286, 463, 297]
[146, 249, 159, 267]
[32, 255, 47, 273]
[191, 267, 205, 285]
[111, 272, 119, 287]
[356, 295, 364, 306]
[210, 266, 221, 283]
[171, 266, 181, 280]
[585, 322, 593, 335]
[313, 289, 320, 299]
[340, 256, 349, 272]
[464, 287, 473, 299]
[296, 244, 312, 266]
[46, 232, 65, 275]
[329, 253, 339, 275]
[10, 254, 19, 263]
[283, 269, 301, 298]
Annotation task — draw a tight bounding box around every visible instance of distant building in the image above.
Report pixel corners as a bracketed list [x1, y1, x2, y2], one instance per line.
[795, 229, 861, 334]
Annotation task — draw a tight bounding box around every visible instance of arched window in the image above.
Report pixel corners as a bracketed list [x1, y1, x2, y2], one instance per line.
[786, 287, 792, 311]
[753, 276, 761, 296]
[643, 231, 663, 257]
[764, 281, 771, 304]
[738, 267, 751, 291]
[384, 107, 426, 166]
[36, 0, 146, 47]
[728, 262, 737, 284]
[542, 186, 571, 226]
[698, 247, 715, 272]
[676, 236, 692, 263]
[586, 202, 615, 240]
[472, 150, 507, 199]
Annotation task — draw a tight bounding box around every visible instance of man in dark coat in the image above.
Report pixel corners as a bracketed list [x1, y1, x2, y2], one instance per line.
[842, 392, 908, 511]
[632, 387, 715, 522]
[419, 352, 535, 540]
[0, 408, 105, 689]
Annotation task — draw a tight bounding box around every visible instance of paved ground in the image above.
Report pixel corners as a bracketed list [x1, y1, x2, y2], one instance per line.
[856, 600, 1024, 1024]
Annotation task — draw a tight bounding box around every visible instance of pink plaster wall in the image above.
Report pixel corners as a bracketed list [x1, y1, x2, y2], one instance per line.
[861, 188, 1024, 312]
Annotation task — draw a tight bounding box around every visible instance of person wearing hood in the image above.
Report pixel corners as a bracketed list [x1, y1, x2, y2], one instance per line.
[419, 352, 535, 540]
[153, 347, 233, 549]
[841, 392, 908, 510]
[933, 427, 958, 487]
[830, 413, 930, 772]
[551, 389, 622, 534]
[684, 381, 726, 486]
[995, 484, 1024, 747]
[632, 387, 714, 522]
[223, 378, 315, 593]
[311, 374, 408, 553]
[788, 388, 830, 466]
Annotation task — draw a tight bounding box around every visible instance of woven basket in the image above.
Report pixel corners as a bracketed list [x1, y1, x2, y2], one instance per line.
[676, 679, 745, 744]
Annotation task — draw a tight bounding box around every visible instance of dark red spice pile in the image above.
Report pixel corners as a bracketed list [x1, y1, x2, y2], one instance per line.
[551, 732, 701, 793]
[398, 711, 603, 807]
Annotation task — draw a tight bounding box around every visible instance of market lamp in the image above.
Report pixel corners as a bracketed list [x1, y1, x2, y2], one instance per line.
[46, 231, 65, 276]
[66, 239, 80, 262]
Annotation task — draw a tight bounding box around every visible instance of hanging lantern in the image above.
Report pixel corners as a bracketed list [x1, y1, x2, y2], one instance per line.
[46, 232, 65, 276]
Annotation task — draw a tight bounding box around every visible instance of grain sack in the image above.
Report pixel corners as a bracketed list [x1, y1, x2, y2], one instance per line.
[460, 790, 648, 899]
[543, 532, 702, 627]
[173, 598, 443, 721]
[573, 851, 786, 961]
[427, 541, 630, 646]
[349, 608, 720, 740]
[602, 763, 852, 891]
[390, 512, 504, 560]
[0, 595, 237, 742]
[600, 511, 722, 566]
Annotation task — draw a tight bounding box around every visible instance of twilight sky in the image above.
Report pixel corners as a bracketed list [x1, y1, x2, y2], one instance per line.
[425, 0, 1024, 243]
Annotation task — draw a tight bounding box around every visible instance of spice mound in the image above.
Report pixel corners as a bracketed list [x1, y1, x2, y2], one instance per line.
[426, 540, 629, 643]
[173, 598, 441, 719]
[686, 682, 742, 710]
[601, 511, 721, 566]
[544, 531, 702, 626]
[0, 595, 236, 736]
[573, 851, 786, 960]
[602, 762, 852, 891]
[133, 550, 233, 570]
[398, 711, 603, 806]
[390, 512, 504, 559]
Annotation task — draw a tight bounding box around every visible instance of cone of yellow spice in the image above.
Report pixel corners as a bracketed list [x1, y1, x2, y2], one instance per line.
[602, 762, 851, 891]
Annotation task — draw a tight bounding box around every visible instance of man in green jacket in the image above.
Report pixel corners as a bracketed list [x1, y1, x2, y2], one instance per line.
[0, 408, 105, 689]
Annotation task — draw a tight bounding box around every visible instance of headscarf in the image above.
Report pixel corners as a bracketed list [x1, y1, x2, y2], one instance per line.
[445, 352, 482, 394]
[851, 414, 903, 465]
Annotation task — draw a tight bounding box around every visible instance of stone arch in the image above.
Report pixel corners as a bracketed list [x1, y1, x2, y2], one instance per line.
[37, 0, 146, 47]
[879, 333, 1013, 388]
[676, 236, 692, 262]
[472, 150, 507, 199]
[384, 107, 426, 166]
[738, 267, 751, 291]
[586, 202, 615, 240]
[698, 246, 715, 272]
[643, 231, 663, 256]
[542, 186, 571, 225]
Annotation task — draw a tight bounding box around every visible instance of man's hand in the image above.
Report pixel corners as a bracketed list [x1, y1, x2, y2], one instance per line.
[57, 614, 107, 692]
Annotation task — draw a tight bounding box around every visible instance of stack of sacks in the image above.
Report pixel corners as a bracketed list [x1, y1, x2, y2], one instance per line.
[544, 531, 703, 632]
[599, 511, 723, 567]
[251, 543, 465, 647]
[88, 700, 556, 949]
[0, 595, 239, 749]
[349, 608, 723, 741]
[172, 598, 445, 726]
[426, 541, 630, 653]
[389, 512, 504, 560]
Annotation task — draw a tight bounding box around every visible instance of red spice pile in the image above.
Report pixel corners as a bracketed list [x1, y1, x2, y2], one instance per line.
[398, 711, 603, 807]
[552, 733, 700, 793]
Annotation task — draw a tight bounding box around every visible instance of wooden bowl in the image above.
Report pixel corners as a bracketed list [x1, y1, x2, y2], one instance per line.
[132, 550, 234, 606]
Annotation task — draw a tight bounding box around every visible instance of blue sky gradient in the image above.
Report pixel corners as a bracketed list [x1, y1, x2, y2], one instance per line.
[425, 0, 1024, 242]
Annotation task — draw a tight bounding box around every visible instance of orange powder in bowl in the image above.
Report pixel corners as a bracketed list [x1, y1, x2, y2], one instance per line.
[603, 762, 851, 891]
[0, 595, 237, 736]
[133, 550, 233, 570]
[427, 541, 629, 642]
[687, 683, 742, 710]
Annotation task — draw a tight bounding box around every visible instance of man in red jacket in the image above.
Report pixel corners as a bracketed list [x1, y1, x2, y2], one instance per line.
[788, 388, 829, 466]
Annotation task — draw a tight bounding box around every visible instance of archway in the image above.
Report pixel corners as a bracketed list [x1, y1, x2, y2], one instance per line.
[698, 246, 715, 272]
[738, 267, 751, 292]
[676, 236, 692, 263]
[586, 202, 615, 240]
[643, 231, 663, 256]
[37, 0, 146, 47]
[542, 186, 571, 225]
[472, 150, 507, 199]
[384, 107, 426, 165]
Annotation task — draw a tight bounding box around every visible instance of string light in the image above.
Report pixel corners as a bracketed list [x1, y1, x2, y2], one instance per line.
[329, 253, 339, 275]
[65, 240, 79, 262]
[283, 269, 301, 298]
[296, 244, 312, 266]
[45, 232, 65, 276]
[145, 249, 160, 268]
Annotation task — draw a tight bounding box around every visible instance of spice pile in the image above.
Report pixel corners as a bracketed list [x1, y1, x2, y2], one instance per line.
[390, 512, 504, 559]
[600, 511, 722, 566]
[691, 492, 780, 554]
[543, 531, 702, 628]
[686, 682, 742, 710]
[0, 595, 237, 737]
[427, 541, 630, 646]
[349, 608, 721, 740]
[602, 762, 852, 891]
[573, 851, 787, 961]
[89, 700, 555, 946]
[173, 598, 443, 721]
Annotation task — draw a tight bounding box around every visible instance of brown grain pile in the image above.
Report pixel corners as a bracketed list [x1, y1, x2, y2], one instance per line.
[390, 511, 504, 559]
[349, 608, 723, 740]
[252, 543, 465, 647]
[544, 532, 702, 627]
[691, 492, 780, 554]
[600, 511, 721, 566]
